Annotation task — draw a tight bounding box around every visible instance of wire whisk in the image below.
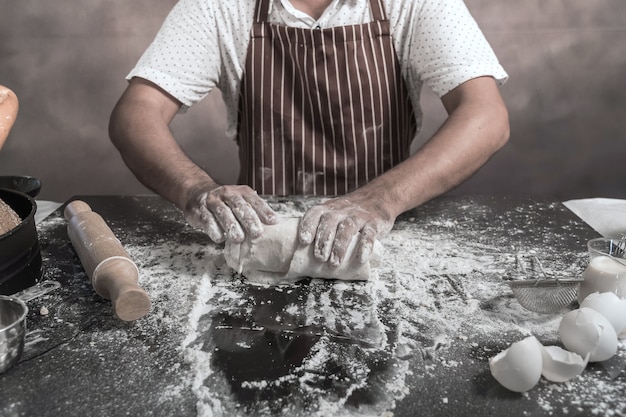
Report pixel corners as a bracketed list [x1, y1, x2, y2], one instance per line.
[611, 235, 626, 265]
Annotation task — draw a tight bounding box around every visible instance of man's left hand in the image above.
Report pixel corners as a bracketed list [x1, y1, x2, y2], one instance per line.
[298, 195, 394, 267]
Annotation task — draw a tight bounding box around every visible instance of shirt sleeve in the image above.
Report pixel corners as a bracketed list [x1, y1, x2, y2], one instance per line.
[409, 0, 508, 97]
[126, 0, 220, 108]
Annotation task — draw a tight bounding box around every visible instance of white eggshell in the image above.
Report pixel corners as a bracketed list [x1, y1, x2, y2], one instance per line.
[489, 336, 543, 392]
[559, 307, 618, 362]
[540, 345, 589, 382]
[580, 292, 626, 338]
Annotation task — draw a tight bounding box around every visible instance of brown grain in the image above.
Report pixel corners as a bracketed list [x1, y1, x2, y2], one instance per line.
[0, 198, 21, 235]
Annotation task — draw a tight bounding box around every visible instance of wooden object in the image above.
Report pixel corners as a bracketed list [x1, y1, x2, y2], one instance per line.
[0, 85, 19, 150]
[64, 200, 150, 321]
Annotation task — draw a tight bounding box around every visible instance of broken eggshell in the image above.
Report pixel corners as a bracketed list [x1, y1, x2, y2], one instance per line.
[489, 336, 543, 392]
[559, 307, 618, 362]
[540, 345, 589, 383]
[579, 291, 626, 338]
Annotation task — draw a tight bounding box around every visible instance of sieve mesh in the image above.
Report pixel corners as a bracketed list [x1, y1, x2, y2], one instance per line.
[508, 279, 582, 314]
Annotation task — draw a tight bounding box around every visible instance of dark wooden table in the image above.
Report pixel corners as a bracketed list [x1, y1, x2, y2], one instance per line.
[1, 195, 623, 417]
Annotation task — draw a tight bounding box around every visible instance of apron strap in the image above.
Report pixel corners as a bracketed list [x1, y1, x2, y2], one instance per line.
[255, 0, 271, 23]
[369, 0, 387, 21]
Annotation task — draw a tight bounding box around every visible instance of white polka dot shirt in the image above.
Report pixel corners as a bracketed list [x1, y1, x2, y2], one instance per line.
[127, 0, 508, 139]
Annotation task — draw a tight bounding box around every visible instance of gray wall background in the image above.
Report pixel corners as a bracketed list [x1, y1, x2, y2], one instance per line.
[1, 0, 625, 202]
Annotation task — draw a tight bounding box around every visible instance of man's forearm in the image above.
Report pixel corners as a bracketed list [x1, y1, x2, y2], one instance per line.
[353, 77, 510, 220]
[109, 80, 217, 209]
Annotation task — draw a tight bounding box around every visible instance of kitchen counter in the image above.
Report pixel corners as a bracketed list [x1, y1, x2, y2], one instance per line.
[1, 195, 624, 417]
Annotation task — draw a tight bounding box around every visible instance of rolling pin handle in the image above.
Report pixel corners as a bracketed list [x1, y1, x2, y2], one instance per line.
[92, 256, 151, 322]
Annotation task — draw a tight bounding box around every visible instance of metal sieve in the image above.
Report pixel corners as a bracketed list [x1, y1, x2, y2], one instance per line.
[506, 254, 582, 314]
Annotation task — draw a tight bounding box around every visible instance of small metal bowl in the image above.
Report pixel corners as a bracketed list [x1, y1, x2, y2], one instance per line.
[0, 295, 28, 374]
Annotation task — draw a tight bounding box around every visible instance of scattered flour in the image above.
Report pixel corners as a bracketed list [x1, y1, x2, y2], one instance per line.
[52, 199, 623, 417]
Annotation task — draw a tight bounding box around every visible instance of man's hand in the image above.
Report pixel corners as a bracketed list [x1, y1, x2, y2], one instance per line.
[298, 194, 394, 267]
[184, 183, 278, 243]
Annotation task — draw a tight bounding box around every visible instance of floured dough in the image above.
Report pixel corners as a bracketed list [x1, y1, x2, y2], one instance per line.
[224, 217, 381, 284]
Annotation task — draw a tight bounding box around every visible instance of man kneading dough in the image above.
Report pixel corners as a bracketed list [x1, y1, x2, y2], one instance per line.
[109, 0, 510, 275]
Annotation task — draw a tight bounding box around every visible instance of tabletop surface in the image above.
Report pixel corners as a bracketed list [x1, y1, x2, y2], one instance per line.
[1, 195, 624, 417]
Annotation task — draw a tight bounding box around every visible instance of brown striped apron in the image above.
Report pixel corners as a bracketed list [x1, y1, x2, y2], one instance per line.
[237, 0, 417, 196]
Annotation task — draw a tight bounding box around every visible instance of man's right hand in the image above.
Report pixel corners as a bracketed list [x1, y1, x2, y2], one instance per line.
[183, 183, 278, 243]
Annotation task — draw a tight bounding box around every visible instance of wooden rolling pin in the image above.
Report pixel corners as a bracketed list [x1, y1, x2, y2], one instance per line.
[65, 200, 150, 321]
[0, 85, 19, 150]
